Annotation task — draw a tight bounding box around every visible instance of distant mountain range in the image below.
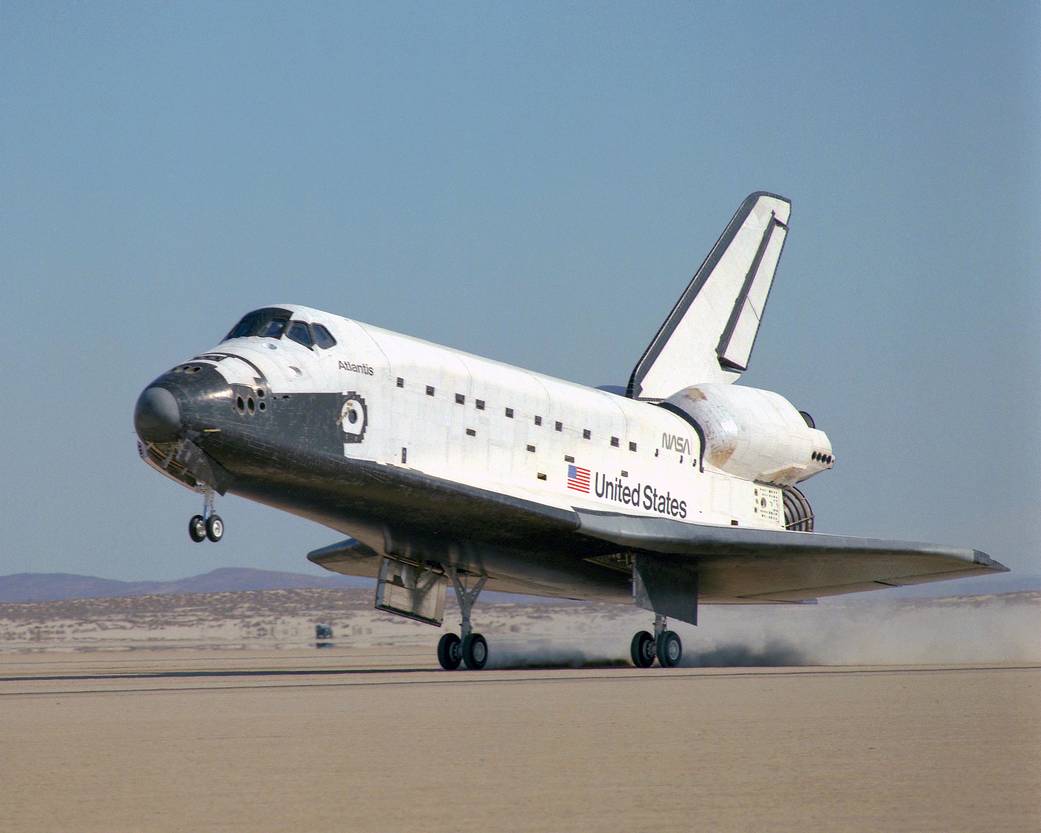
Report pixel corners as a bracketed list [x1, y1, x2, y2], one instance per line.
[0, 568, 372, 603]
[1, 567, 1036, 605]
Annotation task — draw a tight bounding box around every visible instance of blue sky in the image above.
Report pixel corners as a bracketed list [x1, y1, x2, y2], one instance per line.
[2, 1, 1038, 584]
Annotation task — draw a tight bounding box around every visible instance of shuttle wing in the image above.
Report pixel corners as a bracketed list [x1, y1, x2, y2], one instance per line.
[575, 509, 1007, 603]
[627, 192, 791, 399]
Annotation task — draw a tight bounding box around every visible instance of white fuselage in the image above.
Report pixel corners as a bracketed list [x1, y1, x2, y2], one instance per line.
[208, 304, 789, 532]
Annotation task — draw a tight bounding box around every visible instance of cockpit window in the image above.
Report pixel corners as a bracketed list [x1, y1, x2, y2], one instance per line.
[223, 309, 340, 351]
[312, 324, 337, 349]
[223, 308, 292, 341]
[286, 320, 314, 349]
[259, 318, 288, 338]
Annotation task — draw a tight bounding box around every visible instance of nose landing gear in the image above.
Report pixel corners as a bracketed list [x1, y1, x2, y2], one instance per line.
[188, 487, 223, 543]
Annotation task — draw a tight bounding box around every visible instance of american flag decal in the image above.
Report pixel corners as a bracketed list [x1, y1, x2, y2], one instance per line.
[567, 464, 590, 493]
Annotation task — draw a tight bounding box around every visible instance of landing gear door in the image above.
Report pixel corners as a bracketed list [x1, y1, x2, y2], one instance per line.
[633, 555, 698, 626]
[374, 557, 447, 626]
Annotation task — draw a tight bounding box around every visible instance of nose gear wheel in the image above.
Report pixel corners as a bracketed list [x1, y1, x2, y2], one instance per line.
[205, 514, 224, 542]
[189, 515, 207, 543]
[188, 486, 224, 543]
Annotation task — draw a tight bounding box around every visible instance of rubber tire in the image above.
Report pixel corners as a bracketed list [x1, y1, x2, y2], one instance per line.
[630, 630, 656, 668]
[656, 630, 682, 668]
[205, 514, 224, 543]
[189, 515, 207, 543]
[437, 633, 462, 670]
[462, 633, 488, 670]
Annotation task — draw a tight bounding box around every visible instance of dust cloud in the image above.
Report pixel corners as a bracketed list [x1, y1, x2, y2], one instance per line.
[684, 594, 1041, 667]
[481, 593, 1040, 669]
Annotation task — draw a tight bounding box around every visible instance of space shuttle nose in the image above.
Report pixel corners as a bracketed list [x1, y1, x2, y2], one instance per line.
[134, 386, 182, 443]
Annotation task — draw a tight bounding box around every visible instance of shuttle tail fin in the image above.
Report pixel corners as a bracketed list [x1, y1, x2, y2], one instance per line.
[626, 192, 791, 400]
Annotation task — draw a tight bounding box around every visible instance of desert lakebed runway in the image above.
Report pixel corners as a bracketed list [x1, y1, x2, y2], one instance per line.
[1, 649, 1039, 833]
[2, 590, 1039, 832]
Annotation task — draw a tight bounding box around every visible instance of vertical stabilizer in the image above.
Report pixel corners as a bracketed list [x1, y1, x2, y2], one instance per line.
[627, 192, 791, 400]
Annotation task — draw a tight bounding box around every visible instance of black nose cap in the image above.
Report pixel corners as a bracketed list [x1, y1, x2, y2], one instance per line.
[134, 386, 182, 443]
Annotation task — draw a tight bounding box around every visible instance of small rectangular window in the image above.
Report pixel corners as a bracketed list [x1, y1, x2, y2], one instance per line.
[564, 455, 574, 463]
[537, 472, 547, 481]
[455, 393, 465, 405]
[426, 385, 435, 397]
[401, 448, 407, 464]
[610, 437, 619, 447]
[583, 429, 591, 440]
[555, 421, 563, 432]
[466, 428, 476, 437]
[396, 377, 404, 388]
[621, 470, 629, 478]
[505, 407, 514, 418]
[534, 415, 542, 426]
[476, 399, 485, 410]
[526, 444, 535, 453]
[629, 441, 637, 452]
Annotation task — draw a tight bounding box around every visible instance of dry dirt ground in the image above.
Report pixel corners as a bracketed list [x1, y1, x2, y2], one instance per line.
[1, 590, 1038, 832]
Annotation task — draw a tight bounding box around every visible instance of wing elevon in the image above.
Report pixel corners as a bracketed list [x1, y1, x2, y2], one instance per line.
[576, 509, 1007, 603]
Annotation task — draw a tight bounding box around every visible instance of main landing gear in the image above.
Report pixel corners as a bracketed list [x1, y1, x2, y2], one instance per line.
[188, 487, 223, 543]
[437, 567, 488, 671]
[630, 614, 682, 668]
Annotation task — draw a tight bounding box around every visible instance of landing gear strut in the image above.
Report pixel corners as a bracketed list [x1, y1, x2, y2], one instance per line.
[188, 487, 223, 543]
[437, 567, 488, 670]
[630, 614, 682, 668]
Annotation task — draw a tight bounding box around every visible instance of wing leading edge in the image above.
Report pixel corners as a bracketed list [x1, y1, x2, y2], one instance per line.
[576, 509, 1007, 603]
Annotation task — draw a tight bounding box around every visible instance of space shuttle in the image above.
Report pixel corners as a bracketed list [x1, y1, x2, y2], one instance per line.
[133, 192, 1006, 670]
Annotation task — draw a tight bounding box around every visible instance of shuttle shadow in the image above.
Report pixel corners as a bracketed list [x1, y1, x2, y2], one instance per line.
[683, 640, 808, 667]
[486, 657, 631, 671]
[3, 641, 812, 684]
